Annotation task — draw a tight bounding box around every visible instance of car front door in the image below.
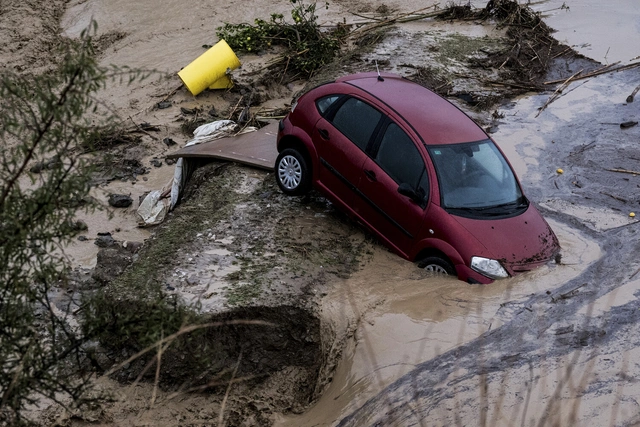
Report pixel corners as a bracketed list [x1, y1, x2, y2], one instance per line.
[313, 96, 383, 208]
[354, 121, 430, 257]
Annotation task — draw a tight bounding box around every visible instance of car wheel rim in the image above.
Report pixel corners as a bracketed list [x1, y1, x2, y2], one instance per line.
[278, 155, 302, 190]
[423, 264, 448, 274]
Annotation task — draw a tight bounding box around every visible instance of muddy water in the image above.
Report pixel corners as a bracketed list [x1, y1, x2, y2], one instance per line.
[532, 0, 640, 64]
[65, 159, 175, 268]
[277, 1, 638, 425]
[276, 218, 599, 426]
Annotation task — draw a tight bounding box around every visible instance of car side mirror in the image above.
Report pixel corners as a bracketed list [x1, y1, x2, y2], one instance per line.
[398, 183, 418, 200]
[398, 183, 428, 208]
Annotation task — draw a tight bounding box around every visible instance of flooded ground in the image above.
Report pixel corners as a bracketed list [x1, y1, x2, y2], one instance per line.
[3, 0, 640, 425]
[312, 1, 640, 426]
[276, 218, 600, 426]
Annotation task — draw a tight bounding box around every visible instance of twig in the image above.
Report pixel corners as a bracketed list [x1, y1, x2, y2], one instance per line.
[159, 84, 183, 103]
[552, 283, 587, 302]
[128, 116, 159, 141]
[349, 6, 444, 37]
[606, 168, 640, 176]
[349, 12, 384, 22]
[218, 352, 242, 427]
[544, 61, 640, 85]
[552, 46, 572, 59]
[600, 191, 627, 203]
[482, 79, 539, 90]
[569, 141, 596, 156]
[626, 84, 640, 103]
[150, 334, 165, 407]
[630, 266, 640, 280]
[227, 96, 244, 120]
[536, 69, 583, 117]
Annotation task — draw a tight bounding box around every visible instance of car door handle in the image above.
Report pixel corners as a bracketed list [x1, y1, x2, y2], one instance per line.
[364, 169, 377, 182]
[318, 128, 330, 140]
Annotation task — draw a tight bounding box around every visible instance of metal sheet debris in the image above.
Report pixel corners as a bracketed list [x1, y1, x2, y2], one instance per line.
[166, 122, 279, 170]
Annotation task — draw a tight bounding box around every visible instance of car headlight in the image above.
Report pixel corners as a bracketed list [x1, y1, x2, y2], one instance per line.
[471, 256, 509, 279]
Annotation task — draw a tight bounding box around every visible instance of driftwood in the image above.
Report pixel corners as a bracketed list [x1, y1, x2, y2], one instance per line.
[128, 117, 159, 141]
[569, 141, 596, 156]
[535, 69, 583, 117]
[627, 84, 640, 103]
[544, 61, 640, 85]
[600, 191, 627, 203]
[348, 6, 445, 38]
[606, 168, 640, 176]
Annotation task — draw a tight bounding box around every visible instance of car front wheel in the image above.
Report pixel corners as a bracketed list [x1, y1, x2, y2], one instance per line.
[275, 148, 311, 196]
[417, 256, 455, 276]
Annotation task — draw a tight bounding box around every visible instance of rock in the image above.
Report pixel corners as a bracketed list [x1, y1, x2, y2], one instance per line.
[185, 276, 199, 286]
[94, 233, 116, 248]
[165, 158, 176, 166]
[70, 219, 88, 232]
[156, 101, 172, 109]
[122, 240, 143, 254]
[108, 194, 133, 208]
[180, 107, 196, 115]
[139, 122, 160, 131]
[30, 155, 61, 174]
[92, 246, 134, 284]
[163, 137, 177, 147]
[30, 162, 45, 174]
[78, 235, 88, 241]
[150, 159, 163, 168]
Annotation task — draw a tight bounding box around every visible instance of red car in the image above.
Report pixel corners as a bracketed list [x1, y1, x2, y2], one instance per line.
[275, 72, 559, 284]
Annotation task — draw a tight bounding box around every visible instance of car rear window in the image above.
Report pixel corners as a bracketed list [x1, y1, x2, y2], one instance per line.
[331, 98, 382, 151]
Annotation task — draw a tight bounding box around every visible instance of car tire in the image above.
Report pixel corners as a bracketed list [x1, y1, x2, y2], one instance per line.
[275, 148, 311, 196]
[417, 256, 455, 276]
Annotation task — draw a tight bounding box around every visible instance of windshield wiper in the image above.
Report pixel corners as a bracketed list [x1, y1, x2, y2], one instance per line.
[447, 206, 506, 216]
[475, 199, 528, 212]
[448, 199, 528, 215]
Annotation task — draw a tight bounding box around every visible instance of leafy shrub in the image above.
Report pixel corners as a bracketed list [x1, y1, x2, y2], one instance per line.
[216, 0, 348, 78]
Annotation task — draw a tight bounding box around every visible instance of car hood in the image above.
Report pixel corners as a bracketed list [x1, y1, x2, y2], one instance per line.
[452, 205, 560, 275]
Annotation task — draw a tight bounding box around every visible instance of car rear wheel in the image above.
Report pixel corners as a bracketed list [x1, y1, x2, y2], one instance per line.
[417, 256, 455, 276]
[275, 148, 311, 196]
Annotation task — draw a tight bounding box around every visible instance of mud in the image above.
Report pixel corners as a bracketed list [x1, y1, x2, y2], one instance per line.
[4, 0, 640, 425]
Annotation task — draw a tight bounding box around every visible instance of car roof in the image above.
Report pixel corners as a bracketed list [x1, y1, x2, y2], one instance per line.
[335, 73, 487, 145]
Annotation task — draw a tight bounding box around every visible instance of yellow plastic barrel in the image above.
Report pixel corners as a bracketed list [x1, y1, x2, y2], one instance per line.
[178, 40, 241, 96]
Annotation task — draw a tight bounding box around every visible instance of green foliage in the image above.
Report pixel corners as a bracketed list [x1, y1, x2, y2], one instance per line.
[0, 24, 147, 423]
[216, 0, 348, 77]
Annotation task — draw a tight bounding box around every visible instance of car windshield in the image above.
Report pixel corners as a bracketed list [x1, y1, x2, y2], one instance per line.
[428, 139, 526, 215]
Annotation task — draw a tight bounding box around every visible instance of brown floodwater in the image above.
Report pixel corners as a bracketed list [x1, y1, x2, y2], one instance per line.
[61, 155, 175, 268]
[275, 217, 600, 427]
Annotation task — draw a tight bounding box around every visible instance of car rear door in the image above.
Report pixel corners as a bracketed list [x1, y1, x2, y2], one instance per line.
[312, 96, 383, 208]
[354, 120, 430, 258]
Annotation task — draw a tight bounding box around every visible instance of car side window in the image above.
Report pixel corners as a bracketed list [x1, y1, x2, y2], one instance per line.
[315, 95, 342, 116]
[331, 97, 382, 151]
[376, 123, 429, 200]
